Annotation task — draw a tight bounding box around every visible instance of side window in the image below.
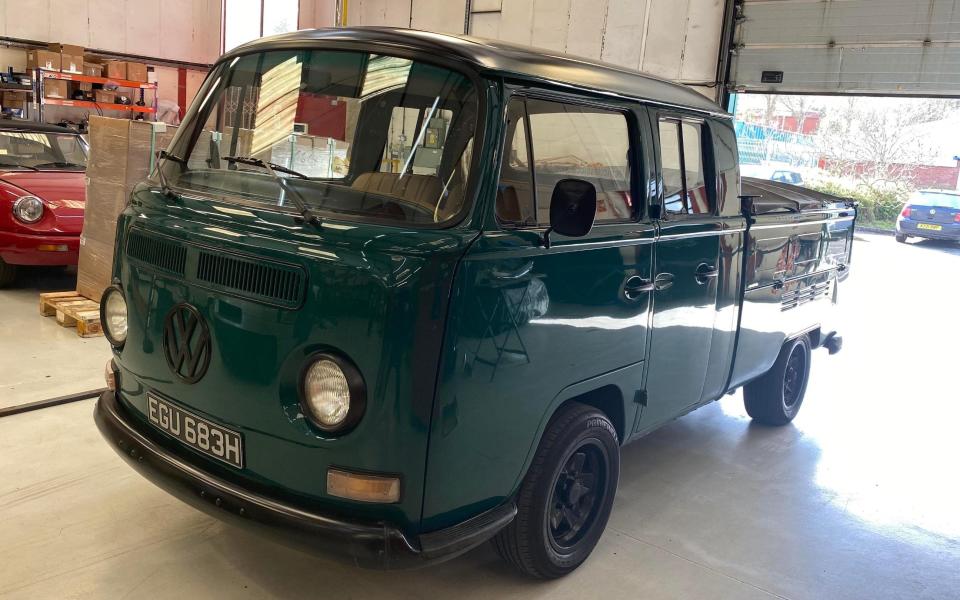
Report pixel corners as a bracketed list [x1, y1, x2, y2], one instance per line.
[658, 118, 712, 216]
[496, 97, 634, 227]
[527, 99, 632, 223]
[495, 99, 536, 226]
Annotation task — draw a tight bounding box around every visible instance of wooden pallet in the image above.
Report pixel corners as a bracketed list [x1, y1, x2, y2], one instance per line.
[39, 291, 103, 337]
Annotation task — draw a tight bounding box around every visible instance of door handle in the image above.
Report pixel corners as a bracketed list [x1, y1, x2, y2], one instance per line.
[623, 275, 655, 299]
[695, 263, 719, 284]
[654, 272, 674, 291]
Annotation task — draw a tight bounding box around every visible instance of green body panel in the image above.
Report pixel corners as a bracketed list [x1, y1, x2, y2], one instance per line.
[112, 187, 475, 536]
[422, 224, 654, 530]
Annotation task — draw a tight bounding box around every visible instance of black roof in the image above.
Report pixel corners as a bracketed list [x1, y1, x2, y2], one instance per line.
[226, 27, 726, 117]
[0, 118, 80, 134]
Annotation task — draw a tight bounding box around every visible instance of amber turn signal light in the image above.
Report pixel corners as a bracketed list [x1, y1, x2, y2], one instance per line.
[327, 469, 400, 503]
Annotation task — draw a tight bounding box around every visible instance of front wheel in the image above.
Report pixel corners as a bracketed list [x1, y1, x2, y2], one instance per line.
[493, 402, 619, 579]
[743, 335, 812, 426]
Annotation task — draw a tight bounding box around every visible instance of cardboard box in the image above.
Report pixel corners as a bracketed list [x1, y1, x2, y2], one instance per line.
[124, 61, 147, 82]
[83, 63, 103, 77]
[77, 117, 178, 300]
[2, 92, 26, 109]
[47, 42, 84, 55]
[61, 53, 84, 74]
[94, 89, 115, 104]
[103, 61, 126, 79]
[44, 79, 69, 99]
[26, 49, 61, 71]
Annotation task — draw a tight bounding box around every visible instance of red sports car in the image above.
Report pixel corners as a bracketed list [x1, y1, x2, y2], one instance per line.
[0, 120, 87, 287]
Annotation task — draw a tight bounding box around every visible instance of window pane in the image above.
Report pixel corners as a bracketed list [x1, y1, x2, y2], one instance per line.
[527, 100, 632, 223]
[164, 50, 479, 226]
[262, 0, 299, 37]
[224, 0, 262, 51]
[658, 120, 685, 215]
[681, 122, 709, 215]
[496, 99, 535, 226]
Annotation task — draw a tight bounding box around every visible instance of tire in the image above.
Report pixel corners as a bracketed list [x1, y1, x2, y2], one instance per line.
[493, 402, 620, 579]
[895, 234, 907, 243]
[0, 258, 16, 288]
[743, 335, 812, 426]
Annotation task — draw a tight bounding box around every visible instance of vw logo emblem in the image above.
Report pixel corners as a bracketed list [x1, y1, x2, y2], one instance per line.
[929, 208, 936, 215]
[163, 303, 211, 383]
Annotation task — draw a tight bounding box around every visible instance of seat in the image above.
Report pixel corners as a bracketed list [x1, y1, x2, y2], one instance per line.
[351, 172, 443, 215]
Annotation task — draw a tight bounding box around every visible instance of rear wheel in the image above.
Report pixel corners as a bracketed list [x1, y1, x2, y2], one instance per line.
[895, 234, 907, 243]
[493, 402, 619, 579]
[744, 335, 811, 426]
[0, 258, 16, 288]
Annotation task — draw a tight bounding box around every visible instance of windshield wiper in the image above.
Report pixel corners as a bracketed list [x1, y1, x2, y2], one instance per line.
[154, 150, 188, 199]
[0, 162, 38, 171]
[222, 156, 320, 226]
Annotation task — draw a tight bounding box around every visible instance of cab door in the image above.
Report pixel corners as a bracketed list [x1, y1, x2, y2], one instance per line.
[635, 115, 722, 432]
[423, 94, 655, 529]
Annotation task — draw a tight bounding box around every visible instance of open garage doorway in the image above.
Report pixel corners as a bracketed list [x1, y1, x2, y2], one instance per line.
[729, 93, 960, 232]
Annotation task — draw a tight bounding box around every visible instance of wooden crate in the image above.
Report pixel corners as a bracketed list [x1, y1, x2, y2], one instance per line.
[39, 291, 103, 337]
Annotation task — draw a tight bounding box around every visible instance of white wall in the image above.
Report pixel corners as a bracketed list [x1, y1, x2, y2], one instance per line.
[340, 0, 724, 98]
[0, 0, 222, 64]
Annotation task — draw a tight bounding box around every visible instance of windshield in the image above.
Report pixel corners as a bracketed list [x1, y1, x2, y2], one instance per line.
[162, 49, 480, 226]
[0, 131, 87, 170]
[911, 191, 960, 210]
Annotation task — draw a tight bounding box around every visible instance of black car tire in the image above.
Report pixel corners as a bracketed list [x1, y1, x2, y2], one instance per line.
[0, 258, 16, 288]
[895, 234, 907, 243]
[493, 402, 619, 579]
[743, 334, 812, 426]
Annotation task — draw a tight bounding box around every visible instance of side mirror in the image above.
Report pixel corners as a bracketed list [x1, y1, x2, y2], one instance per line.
[542, 179, 597, 248]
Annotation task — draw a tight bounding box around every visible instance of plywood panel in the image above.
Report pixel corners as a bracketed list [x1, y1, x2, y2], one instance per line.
[530, 0, 570, 52]
[7, 0, 50, 41]
[680, 0, 723, 83]
[640, 0, 686, 79]
[49, 0, 91, 47]
[349, 0, 411, 27]
[496, 0, 535, 46]
[565, 0, 608, 60]
[411, 0, 467, 35]
[127, 0, 161, 58]
[600, 0, 647, 70]
[88, 0, 127, 54]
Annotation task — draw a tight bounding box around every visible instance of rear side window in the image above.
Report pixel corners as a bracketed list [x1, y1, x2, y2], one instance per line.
[496, 98, 633, 226]
[658, 119, 712, 216]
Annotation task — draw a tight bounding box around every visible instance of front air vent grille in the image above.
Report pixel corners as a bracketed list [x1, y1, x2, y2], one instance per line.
[196, 251, 305, 307]
[126, 230, 187, 276]
[781, 281, 831, 312]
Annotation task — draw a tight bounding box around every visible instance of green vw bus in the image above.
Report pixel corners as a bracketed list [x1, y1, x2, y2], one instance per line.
[95, 28, 855, 578]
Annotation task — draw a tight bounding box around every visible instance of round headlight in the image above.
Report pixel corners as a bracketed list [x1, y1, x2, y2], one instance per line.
[12, 195, 44, 224]
[301, 355, 365, 432]
[101, 286, 128, 347]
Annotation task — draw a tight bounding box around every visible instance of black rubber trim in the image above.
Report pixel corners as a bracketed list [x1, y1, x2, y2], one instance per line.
[93, 390, 515, 569]
[0, 388, 105, 418]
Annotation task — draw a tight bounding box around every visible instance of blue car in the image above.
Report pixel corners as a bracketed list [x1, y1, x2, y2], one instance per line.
[896, 190, 960, 244]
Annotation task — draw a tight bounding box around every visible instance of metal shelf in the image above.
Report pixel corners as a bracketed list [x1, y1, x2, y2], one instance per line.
[39, 70, 157, 90]
[41, 97, 156, 114]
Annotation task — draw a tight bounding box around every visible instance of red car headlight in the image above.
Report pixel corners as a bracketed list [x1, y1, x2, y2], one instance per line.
[12, 195, 44, 224]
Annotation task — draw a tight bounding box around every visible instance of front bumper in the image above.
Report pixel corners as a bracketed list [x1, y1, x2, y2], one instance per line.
[94, 391, 515, 569]
[0, 230, 79, 265]
[897, 220, 960, 241]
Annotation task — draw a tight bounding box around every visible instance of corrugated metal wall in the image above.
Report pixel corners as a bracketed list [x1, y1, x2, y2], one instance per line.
[730, 0, 960, 95]
[344, 0, 727, 100]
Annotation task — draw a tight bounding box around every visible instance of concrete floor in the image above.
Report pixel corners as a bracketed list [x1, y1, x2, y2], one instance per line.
[0, 266, 110, 410]
[1, 233, 959, 599]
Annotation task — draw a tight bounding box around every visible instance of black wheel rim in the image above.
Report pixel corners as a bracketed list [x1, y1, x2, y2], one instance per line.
[547, 440, 608, 552]
[783, 345, 806, 409]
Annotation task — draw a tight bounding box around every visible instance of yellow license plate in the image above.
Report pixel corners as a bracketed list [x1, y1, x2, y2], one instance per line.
[918, 223, 942, 231]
